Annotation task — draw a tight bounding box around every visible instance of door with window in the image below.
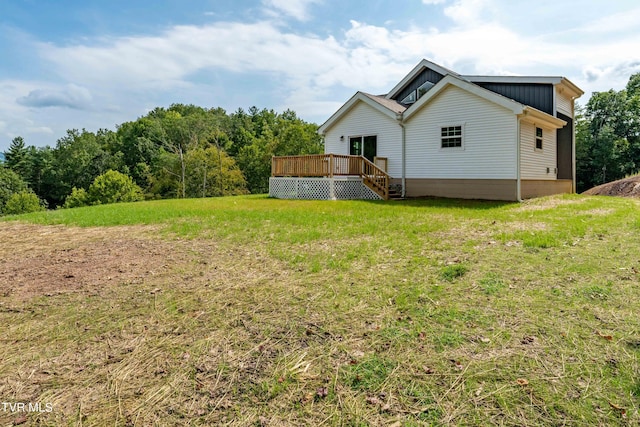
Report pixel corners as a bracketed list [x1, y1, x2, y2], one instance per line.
[349, 135, 377, 162]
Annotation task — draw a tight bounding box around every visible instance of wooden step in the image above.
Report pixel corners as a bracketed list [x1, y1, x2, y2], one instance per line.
[387, 190, 403, 200]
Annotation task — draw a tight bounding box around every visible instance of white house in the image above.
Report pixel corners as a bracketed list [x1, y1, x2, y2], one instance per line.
[270, 59, 583, 201]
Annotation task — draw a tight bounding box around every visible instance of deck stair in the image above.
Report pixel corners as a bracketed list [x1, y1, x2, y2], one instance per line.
[387, 187, 403, 200]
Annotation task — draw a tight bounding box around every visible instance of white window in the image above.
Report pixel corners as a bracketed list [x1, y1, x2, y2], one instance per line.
[535, 127, 543, 150]
[417, 81, 435, 98]
[401, 91, 417, 104]
[401, 81, 436, 105]
[441, 125, 463, 148]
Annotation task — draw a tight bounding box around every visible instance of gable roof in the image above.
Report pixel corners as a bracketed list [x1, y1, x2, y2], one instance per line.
[318, 92, 405, 134]
[403, 74, 566, 129]
[385, 59, 460, 101]
[319, 59, 576, 134]
[403, 74, 523, 121]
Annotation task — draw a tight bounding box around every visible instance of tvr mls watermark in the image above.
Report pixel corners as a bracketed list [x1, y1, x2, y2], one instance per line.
[1, 402, 53, 413]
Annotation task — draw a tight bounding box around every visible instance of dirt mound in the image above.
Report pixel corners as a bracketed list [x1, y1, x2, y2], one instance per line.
[582, 175, 640, 198]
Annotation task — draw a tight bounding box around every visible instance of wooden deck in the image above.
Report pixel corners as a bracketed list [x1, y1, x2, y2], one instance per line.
[271, 154, 391, 200]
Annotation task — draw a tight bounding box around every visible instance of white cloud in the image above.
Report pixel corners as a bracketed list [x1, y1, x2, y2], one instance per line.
[443, 0, 496, 27]
[26, 126, 54, 134]
[4, 1, 640, 150]
[17, 84, 92, 109]
[29, 14, 640, 121]
[261, 0, 322, 21]
[574, 6, 640, 35]
[0, 80, 109, 147]
[38, 20, 407, 98]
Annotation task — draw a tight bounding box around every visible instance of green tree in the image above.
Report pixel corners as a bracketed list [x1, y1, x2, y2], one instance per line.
[235, 108, 322, 193]
[115, 117, 166, 190]
[28, 146, 55, 203]
[576, 73, 640, 191]
[4, 136, 31, 182]
[228, 108, 256, 157]
[237, 134, 275, 194]
[184, 146, 247, 197]
[0, 167, 29, 214]
[4, 190, 44, 214]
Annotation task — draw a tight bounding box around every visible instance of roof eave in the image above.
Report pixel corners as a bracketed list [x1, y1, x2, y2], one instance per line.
[318, 92, 401, 134]
[403, 74, 525, 122]
[559, 77, 584, 99]
[519, 107, 567, 129]
[464, 74, 584, 99]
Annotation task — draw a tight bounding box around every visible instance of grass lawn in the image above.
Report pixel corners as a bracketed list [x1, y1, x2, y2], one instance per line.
[1, 194, 639, 425]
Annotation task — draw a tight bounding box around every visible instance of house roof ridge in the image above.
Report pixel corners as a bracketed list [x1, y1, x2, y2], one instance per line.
[463, 75, 584, 96]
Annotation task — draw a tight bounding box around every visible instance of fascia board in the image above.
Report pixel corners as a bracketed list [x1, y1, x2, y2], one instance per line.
[465, 75, 584, 99]
[519, 107, 567, 129]
[464, 75, 564, 85]
[403, 75, 525, 122]
[559, 78, 584, 98]
[318, 92, 399, 134]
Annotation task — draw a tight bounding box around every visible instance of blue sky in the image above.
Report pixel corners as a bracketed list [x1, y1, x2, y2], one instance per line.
[1, 0, 640, 151]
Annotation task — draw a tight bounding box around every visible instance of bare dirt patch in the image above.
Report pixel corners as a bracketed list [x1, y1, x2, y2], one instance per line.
[0, 223, 173, 301]
[0, 222, 306, 425]
[515, 197, 586, 212]
[582, 175, 640, 197]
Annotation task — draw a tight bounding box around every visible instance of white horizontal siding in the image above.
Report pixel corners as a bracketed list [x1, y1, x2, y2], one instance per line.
[556, 89, 573, 117]
[324, 102, 402, 177]
[404, 85, 517, 180]
[520, 121, 557, 180]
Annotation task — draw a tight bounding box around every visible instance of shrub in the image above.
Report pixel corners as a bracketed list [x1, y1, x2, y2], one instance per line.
[63, 170, 144, 209]
[0, 167, 28, 214]
[88, 170, 144, 205]
[3, 190, 45, 215]
[63, 187, 89, 208]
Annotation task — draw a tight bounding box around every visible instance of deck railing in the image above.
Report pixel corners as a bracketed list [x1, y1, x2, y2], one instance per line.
[272, 154, 390, 199]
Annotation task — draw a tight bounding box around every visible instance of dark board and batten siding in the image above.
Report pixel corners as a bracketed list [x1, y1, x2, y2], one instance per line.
[556, 112, 573, 180]
[474, 83, 554, 115]
[393, 68, 444, 104]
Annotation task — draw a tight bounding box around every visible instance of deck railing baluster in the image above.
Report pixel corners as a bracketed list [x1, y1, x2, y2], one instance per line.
[271, 154, 390, 199]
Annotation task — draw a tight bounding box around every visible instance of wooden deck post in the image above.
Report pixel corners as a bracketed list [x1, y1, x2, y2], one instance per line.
[329, 153, 334, 178]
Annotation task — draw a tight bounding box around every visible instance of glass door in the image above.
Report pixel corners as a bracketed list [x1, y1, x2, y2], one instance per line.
[349, 135, 377, 162]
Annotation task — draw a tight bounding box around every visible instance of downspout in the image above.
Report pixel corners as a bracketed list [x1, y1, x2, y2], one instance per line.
[397, 115, 406, 198]
[571, 95, 578, 194]
[516, 116, 523, 202]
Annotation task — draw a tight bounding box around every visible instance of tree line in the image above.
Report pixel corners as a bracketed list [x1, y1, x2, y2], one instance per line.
[2, 72, 640, 215]
[0, 105, 323, 214]
[576, 72, 640, 192]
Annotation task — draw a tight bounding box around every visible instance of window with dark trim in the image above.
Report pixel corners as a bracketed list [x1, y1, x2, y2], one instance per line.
[417, 81, 435, 98]
[441, 126, 463, 148]
[401, 91, 416, 104]
[535, 127, 543, 150]
[349, 135, 377, 162]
